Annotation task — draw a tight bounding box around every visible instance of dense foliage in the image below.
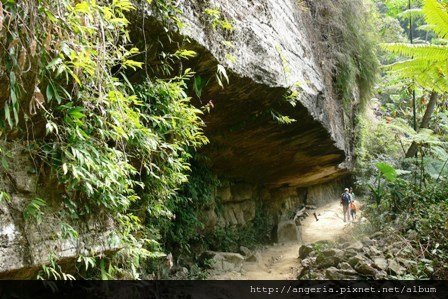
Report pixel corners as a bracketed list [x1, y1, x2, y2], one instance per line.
[0, 0, 207, 278]
[355, 0, 448, 279]
[3, 0, 446, 281]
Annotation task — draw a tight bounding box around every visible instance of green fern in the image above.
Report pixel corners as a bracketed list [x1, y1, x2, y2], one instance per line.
[382, 0, 448, 92]
[382, 43, 448, 59]
[423, 0, 448, 38]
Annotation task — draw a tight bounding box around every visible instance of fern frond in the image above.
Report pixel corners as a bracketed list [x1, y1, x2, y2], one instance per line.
[398, 8, 424, 20]
[423, 0, 448, 38]
[382, 0, 448, 92]
[381, 43, 448, 60]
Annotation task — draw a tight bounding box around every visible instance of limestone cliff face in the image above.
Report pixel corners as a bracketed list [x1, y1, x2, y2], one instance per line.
[141, 0, 352, 188]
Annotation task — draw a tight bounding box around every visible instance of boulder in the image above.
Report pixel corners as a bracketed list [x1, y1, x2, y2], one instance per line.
[362, 246, 372, 258]
[239, 246, 252, 257]
[202, 251, 245, 272]
[223, 205, 238, 226]
[298, 244, 314, 259]
[360, 217, 370, 224]
[277, 220, 301, 243]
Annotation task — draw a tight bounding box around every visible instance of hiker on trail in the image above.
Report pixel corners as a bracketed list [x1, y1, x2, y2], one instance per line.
[340, 188, 351, 222]
[349, 187, 355, 201]
[349, 187, 356, 220]
[350, 198, 357, 220]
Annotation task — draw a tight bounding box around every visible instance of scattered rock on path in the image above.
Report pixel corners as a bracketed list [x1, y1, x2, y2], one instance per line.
[397, 258, 416, 269]
[369, 246, 382, 256]
[372, 257, 388, 271]
[339, 262, 353, 271]
[347, 241, 363, 251]
[387, 259, 405, 276]
[354, 261, 377, 276]
[277, 220, 301, 243]
[325, 267, 345, 279]
[316, 253, 340, 268]
[298, 244, 314, 259]
[323, 248, 344, 258]
[343, 249, 358, 259]
[301, 257, 316, 268]
[348, 254, 367, 268]
[325, 267, 358, 280]
[361, 236, 376, 246]
[202, 251, 244, 272]
[375, 270, 388, 280]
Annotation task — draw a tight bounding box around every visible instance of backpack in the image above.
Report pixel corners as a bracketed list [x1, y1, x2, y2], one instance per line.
[350, 201, 356, 211]
[341, 193, 350, 205]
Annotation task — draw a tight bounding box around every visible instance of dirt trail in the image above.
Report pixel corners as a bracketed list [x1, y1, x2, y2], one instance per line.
[211, 200, 357, 280]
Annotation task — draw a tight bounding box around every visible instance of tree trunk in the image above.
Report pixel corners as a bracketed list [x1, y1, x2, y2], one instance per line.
[405, 92, 439, 158]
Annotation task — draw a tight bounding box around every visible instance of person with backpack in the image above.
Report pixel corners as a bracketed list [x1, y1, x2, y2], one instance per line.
[340, 188, 351, 222]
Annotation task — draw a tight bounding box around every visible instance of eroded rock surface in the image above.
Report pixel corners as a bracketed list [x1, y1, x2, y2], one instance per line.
[137, 0, 352, 188]
[0, 141, 119, 279]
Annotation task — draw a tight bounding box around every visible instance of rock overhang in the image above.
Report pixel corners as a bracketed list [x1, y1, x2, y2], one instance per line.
[132, 0, 351, 188]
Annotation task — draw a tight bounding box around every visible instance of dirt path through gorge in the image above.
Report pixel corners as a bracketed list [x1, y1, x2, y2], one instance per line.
[210, 200, 360, 280]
